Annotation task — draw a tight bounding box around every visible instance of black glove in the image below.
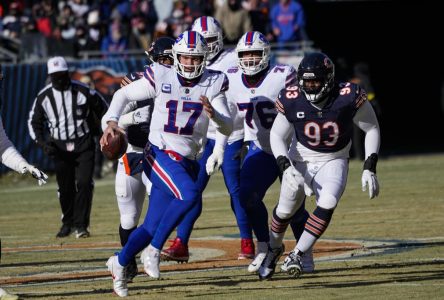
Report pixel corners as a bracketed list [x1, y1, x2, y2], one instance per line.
[232, 141, 249, 165]
[276, 155, 291, 175]
[37, 140, 57, 156]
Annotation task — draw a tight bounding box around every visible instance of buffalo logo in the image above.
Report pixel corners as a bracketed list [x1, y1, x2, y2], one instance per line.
[72, 67, 124, 99]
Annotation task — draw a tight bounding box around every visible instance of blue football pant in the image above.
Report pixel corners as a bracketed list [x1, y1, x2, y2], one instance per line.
[240, 142, 280, 243]
[176, 139, 252, 244]
[118, 145, 200, 266]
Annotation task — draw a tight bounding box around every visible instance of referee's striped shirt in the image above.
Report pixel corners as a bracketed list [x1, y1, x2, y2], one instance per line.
[28, 81, 106, 142]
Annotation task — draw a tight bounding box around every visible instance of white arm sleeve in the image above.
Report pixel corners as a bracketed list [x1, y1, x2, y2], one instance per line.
[215, 131, 229, 150]
[270, 113, 294, 159]
[0, 118, 27, 173]
[210, 92, 233, 136]
[353, 101, 381, 158]
[103, 78, 155, 126]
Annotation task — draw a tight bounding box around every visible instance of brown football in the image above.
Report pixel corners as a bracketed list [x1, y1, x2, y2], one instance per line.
[101, 130, 128, 160]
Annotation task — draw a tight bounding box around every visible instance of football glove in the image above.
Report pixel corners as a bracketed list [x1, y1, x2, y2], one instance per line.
[206, 145, 224, 176]
[19, 162, 48, 186]
[361, 170, 379, 199]
[362, 153, 379, 199]
[282, 165, 303, 192]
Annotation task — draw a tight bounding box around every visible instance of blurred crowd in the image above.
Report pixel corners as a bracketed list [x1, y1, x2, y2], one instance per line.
[0, 0, 308, 61]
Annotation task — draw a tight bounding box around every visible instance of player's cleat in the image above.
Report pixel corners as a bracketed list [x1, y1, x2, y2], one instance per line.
[141, 245, 161, 279]
[56, 224, 71, 238]
[281, 250, 303, 278]
[106, 255, 128, 297]
[258, 244, 285, 280]
[74, 227, 90, 239]
[126, 259, 138, 283]
[247, 241, 268, 273]
[301, 248, 315, 273]
[238, 238, 255, 260]
[161, 237, 189, 263]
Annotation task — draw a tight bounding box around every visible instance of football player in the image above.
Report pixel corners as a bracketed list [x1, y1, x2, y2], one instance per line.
[101, 37, 175, 282]
[224, 31, 307, 273]
[258, 52, 380, 280]
[101, 31, 232, 297]
[161, 16, 254, 262]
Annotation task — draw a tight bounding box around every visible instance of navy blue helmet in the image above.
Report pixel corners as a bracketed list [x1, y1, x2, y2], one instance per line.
[146, 37, 175, 64]
[297, 52, 335, 103]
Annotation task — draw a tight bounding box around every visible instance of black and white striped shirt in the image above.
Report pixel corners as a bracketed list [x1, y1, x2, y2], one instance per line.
[28, 81, 107, 142]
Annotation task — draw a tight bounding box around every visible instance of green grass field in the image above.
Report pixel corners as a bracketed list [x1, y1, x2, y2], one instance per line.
[1, 154, 444, 299]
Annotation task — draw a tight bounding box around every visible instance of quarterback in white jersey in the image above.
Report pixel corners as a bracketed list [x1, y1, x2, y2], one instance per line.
[259, 52, 381, 280]
[226, 31, 298, 273]
[161, 16, 255, 263]
[100, 37, 175, 282]
[101, 31, 232, 297]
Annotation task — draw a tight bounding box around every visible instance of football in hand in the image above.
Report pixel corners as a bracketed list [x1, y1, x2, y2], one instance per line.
[101, 130, 128, 160]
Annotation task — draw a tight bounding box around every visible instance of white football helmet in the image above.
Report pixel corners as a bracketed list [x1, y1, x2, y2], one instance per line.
[191, 16, 224, 61]
[236, 31, 271, 76]
[172, 31, 208, 79]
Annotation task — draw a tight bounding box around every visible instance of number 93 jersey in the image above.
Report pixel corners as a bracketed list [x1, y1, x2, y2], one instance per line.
[225, 64, 297, 154]
[276, 82, 368, 156]
[145, 63, 229, 160]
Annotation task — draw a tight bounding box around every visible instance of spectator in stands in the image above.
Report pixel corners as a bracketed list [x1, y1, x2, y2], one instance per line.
[32, 0, 55, 38]
[215, 0, 252, 45]
[242, 0, 271, 36]
[101, 20, 128, 57]
[187, 0, 214, 19]
[67, 0, 89, 18]
[2, 2, 29, 39]
[269, 0, 306, 49]
[165, 0, 193, 38]
[130, 0, 158, 50]
[85, 9, 102, 51]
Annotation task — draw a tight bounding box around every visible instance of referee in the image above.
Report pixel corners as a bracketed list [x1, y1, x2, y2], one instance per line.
[28, 56, 108, 238]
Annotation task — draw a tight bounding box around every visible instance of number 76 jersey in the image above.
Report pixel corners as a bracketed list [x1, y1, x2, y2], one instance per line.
[225, 64, 297, 154]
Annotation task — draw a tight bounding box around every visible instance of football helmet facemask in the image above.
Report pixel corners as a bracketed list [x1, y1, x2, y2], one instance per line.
[235, 31, 270, 76]
[172, 31, 208, 79]
[297, 52, 335, 103]
[191, 16, 224, 61]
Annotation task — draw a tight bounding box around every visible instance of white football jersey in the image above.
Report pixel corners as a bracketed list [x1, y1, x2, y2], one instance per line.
[206, 48, 243, 143]
[145, 63, 229, 159]
[226, 64, 297, 154]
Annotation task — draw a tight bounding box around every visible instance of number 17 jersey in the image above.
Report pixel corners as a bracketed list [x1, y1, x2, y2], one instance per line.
[145, 63, 229, 160]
